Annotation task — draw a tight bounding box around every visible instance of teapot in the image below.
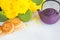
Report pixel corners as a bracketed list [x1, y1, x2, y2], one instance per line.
[37, 8, 60, 24]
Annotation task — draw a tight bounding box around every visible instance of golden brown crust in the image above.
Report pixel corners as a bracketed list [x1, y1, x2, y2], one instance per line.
[9, 18, 22, 28]
[0, 26, 2, 34]
[1, 21, 14, 33]
[0, 18, 24, 34]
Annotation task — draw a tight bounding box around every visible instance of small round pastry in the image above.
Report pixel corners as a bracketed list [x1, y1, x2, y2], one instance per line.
[0, 26, 2, 34]
[9, 18, 25, 31]
[10, 18, 21, 26]
[38, 8, 60, 24]
[9, 18, 24, 29]
[1, 21, 14, 33]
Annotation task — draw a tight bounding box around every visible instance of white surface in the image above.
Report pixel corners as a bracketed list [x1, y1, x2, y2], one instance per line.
[0, 0, 60, 40]
[0, 20, 60, 40]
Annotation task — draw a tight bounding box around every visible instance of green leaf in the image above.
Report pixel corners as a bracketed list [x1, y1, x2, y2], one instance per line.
[32, 0, 43, 5]
[0, 11, 8, 22]
[18, 10, 32, 22]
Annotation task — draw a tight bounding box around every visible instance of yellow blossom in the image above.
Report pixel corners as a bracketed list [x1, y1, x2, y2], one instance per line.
[0, 0, 30, 19]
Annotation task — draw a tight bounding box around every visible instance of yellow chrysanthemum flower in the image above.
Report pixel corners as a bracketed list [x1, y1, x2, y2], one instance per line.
[4, 10, 18, 19]
[17, 0, 29, 14]
[0, 0, 30, 19]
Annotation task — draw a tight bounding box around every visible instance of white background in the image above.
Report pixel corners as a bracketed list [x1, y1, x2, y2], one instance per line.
[0, 0, 60, 40]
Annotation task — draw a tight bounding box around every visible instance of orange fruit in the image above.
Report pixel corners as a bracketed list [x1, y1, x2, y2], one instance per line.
[1, 21, 14, 33]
